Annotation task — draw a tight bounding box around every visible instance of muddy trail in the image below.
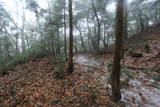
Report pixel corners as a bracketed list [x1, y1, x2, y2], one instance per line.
[75, 54, 160, 107]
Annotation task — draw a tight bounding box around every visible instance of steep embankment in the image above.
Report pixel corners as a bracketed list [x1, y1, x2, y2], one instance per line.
[121, 24, 160, 106]
[128, 24, 160, 49]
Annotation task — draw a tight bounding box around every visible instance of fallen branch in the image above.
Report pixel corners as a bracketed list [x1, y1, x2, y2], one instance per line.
[123, 65, 152, 70]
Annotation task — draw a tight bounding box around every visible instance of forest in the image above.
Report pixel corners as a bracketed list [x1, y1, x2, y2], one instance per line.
[0, 0, 160, 106]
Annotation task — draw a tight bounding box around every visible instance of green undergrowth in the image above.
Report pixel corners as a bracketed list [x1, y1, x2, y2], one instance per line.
[0, 43, 47, 74]
[53, 55, 66, 79]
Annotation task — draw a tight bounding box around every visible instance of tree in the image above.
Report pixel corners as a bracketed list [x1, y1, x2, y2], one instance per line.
[68, 0, 73, 73]
[21, 0, 26, 53]
[91, 0, 107, 52]
[111, 0, 124, 102]
[75, 22, 86, 52]
[64, 0, 67, 59]
[121, 0, 128, 58]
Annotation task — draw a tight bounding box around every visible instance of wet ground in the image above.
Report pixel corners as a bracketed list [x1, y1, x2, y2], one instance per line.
[75, 55, 160, 107]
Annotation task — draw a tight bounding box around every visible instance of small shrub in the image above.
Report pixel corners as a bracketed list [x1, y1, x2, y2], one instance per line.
[128, 47, 134, 53]
[55, 55, 66, 63]
[149, 84, 160, 89]
[95, 56, 100, 60]
[107, 61, 113, 72]
[153, 65, 160, 73]
[51, 97, 59, 105]
[54, 64, 65, 79]
[152, 74, 160, 81]
[54, 55, 66, 79]
[84, 86, 98, 100]
[0, 41, 47, 74]
[121, 67, 133, 81]
[155, 68, 160, 73]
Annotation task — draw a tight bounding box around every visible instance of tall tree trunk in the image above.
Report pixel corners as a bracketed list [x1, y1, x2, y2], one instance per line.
[91, 21, 98, 50]
[51, 26, 55, 56]
[103, 24, 107, 48]
[154, 9, 158, 24]
[57, 30, 61, 54]
[111, 0, 124, 102]
[16, 0, 19, 54]
[92, 0, 100, 52]
[75, 24, 86, 52]
[26, 36, 30, 49]
[15, 34, 19, 54]
[21, 0, 26, 53]
[139, 9, 144, 31]
[0, 45, 5, 71]
[68, 0, 73, 73]
[87, 17, 92, 51]
[48, 0, 55, 56]
[121, 0, 128, 59]
[64, 0, 67, 59]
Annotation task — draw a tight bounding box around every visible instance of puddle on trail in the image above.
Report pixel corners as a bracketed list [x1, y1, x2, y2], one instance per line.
[74, 55, 100, 67]
[75, 55, 160, 107]
[122, 77, 160, 107]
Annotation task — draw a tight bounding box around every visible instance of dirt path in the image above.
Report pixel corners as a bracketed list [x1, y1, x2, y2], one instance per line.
[74, 55, 111, 89]
[75, 55, 160, 107]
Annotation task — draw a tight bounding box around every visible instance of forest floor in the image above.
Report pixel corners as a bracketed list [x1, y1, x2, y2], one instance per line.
[0, 28, 160, 107]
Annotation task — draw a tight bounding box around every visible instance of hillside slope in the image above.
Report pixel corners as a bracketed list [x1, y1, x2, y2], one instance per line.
[0, 26, 160, 107]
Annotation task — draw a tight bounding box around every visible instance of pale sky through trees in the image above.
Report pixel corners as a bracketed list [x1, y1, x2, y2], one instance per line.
[0, 0, 48, 27]
[0, 0, 132, 27]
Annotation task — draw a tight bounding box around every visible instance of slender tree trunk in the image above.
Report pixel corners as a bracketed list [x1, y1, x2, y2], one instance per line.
[92, 21, 97, 50]
[6, 47, 11, 61]
[26, 36, 30, 49]
[87, 17, 92, 51]
[139, 9, 144, 31]
[51, 26, 55, 56]
[64, 0, 67, 59]
[121, 0, 128, 59]
[68, 0, 73, 73]
[111, 0, 124, 102]
[21, 0, 26, 53]
[74, 40, 78, 53]
[48, 0, 55, 56]
[57, 30, 61, 54]
[15, 34, 19, 54]
[92, 0, 100, 52]
[103, 24, 107, 48]
[16, 0, 19, 54]
[75, 24, 86, 52]
[0, 45, 5, 71]
[154, 9, 158, 24]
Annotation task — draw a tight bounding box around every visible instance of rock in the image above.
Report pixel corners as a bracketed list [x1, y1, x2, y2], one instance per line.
[131, 53, 143, 58]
